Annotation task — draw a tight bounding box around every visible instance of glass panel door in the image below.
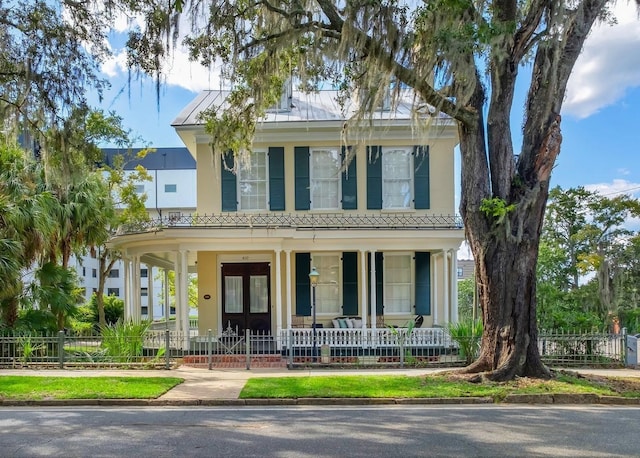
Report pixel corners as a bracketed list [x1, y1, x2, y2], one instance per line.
[224, 276, 243, 313]
[250, 275, 268, 313]
[221, 263, 271, 333]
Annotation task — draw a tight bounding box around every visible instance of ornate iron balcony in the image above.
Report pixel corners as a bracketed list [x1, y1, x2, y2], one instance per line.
[117, 212, 464, 235]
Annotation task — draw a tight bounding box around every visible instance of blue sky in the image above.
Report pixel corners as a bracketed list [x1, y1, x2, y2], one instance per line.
[97, 2, 640, 202]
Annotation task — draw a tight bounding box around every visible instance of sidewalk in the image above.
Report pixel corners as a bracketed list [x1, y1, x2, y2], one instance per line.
[0, 366, 638, 406]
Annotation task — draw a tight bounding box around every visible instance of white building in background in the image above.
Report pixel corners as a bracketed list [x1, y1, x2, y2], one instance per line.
[72, 147, 197, 320]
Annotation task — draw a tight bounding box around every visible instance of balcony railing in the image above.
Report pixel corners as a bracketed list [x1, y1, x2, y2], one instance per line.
[117, 212, 463, 235]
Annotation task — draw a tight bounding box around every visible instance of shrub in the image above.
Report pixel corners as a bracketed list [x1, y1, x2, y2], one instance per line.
[100, 319, 151, 362]
[447, 319, 483, 365]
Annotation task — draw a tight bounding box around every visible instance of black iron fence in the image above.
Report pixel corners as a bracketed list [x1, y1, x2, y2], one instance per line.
[0, 328, 628, 370]
[538, 330, 626, 368]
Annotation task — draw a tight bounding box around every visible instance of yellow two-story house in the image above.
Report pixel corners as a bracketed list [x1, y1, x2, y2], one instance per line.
[112, 89, 464, 347]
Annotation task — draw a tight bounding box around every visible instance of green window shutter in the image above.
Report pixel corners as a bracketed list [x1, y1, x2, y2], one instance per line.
[294, 146, 310, 210]
[295, 252, 311, 316]
[342, 252, 358, 315]
[221, 152, 237, 212]
[367, 252, 384, 315]
[367, 146, 382, 209]
[413, 146, 430, 210]
[341, 146, 357, 210]
[268, 147, 285, 211]
[415, 252, 431, 315]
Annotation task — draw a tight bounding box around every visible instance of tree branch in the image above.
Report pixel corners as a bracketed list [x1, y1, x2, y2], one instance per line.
[240, 21, 334, 53]
[513, 0, 548, 62]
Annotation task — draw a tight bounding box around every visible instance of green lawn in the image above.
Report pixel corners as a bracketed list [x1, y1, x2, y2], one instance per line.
[240, 373, 640, 401]
[0, 376, 183, 400]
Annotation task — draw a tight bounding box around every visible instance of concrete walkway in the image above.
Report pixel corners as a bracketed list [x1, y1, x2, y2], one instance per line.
[0, 366, 638, 404]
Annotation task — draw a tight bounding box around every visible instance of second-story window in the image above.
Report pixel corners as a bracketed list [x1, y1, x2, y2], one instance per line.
[367, 145, 430, 211]
[238, 151, 268, 210]
[382, 148, 412, 209]
[165, 184, 177, 193]
[108, 269, 119, 278]
[310, 149, 340, 210]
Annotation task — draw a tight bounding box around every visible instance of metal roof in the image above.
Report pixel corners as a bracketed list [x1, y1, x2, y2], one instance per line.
[172, 89, 442, 127]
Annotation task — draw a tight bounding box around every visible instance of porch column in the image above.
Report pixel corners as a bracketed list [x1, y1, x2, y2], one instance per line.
[180, 250, 189, 348]
[275, 249, 283, 344]
[359, 250, 367, 329]
[432, 253, 439, 326]
[147, 265, 154, 321]
[133, 255, 142, 322]
[164, 268, 170, 326]
[370, 250, 377, 332]
[443, 250, 450, 324]
[123, 257, 132, 321]
[450, 250, 459, 323]
[285, 250, 292, 328]
[173, 253, 181, 333]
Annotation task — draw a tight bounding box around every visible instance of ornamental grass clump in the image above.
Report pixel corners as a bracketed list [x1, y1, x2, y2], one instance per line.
[100, 319, 151, 363]
[447, 319, 483, 365]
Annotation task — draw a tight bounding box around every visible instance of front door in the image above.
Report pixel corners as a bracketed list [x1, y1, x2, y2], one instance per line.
[221, 262, 271, 334]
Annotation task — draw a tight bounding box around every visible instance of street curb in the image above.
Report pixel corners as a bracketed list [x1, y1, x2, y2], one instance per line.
[2, 395, 639, 407]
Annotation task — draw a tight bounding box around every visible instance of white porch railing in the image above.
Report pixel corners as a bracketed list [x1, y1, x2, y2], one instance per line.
[281, 327, 452, 348]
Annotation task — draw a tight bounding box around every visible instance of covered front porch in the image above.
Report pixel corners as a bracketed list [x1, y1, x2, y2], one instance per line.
[111, 212, 465, 350]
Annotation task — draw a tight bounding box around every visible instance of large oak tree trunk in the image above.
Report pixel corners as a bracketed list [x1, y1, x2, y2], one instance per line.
[465, 215, 552, 380]
[459, 106, 561, 381]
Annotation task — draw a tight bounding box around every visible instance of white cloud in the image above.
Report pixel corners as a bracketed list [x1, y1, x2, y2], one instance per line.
[584, 178, 640, 197]
[162, 50, 222, 92]
[101, 12, 221, 94]
[101, 50, 127, 78]
[564, 1, 640, 118]
[584, 179, 640, 230]
[101, 45, 221, 93]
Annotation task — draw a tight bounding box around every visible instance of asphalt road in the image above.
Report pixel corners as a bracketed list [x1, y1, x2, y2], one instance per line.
[2, 405, 639, 457]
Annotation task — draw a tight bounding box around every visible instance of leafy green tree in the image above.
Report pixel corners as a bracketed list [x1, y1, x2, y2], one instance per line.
[539, 186, 640, 328]
[125, 0, 637, 380]
[165, 270, 199, 310]
[75, 294, 125, 331]
[1, 110, 148, 331]
[30, 262, 83, 331]
[0, 1, 126, 139]
[457, 278, 476, 322]
[0, 143, 56, 327]
[0, 3, 151, 331]
[94, 150, 151, 327]
[608, 234, 640, 332]
[39, 108, 150, 328]
[542, 187, 595, 290]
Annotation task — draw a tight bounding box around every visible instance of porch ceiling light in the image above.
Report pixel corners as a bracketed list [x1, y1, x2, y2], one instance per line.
[309, 267, 320, 286]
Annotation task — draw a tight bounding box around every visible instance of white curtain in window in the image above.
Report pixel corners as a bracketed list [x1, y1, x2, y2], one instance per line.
[312, 254, 341, 314]
[225, 276, 243, 313]
[239, 151, 267, 210]
[311, 149, 340, 209]
[383, 149, 412, 209]
[249, 275, 269, 313]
